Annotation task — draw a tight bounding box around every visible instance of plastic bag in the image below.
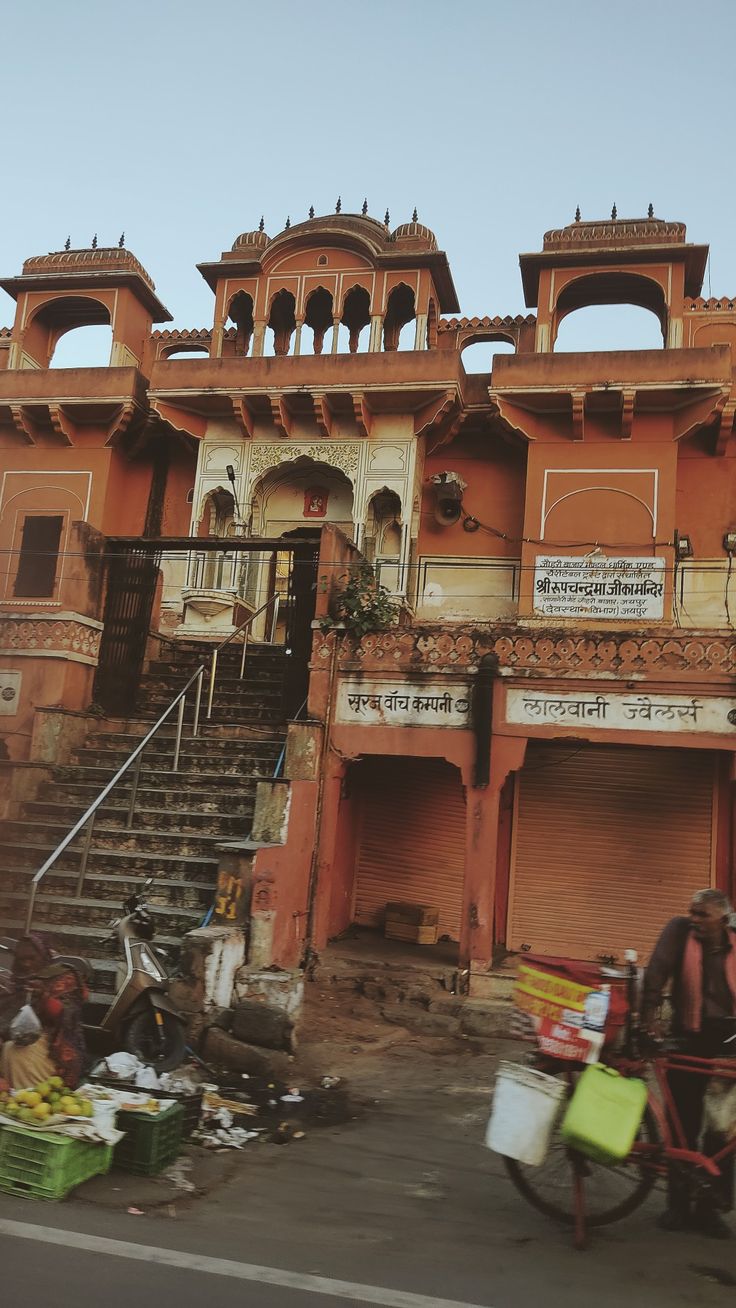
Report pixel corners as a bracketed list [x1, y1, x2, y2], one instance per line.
[9, 1003, 42, 1048]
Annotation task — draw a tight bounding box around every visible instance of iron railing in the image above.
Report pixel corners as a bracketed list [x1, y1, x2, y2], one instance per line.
[25, 591, 281, 932]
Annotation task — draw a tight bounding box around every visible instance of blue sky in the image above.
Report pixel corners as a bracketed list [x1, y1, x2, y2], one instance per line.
[2, 0, 735, 357]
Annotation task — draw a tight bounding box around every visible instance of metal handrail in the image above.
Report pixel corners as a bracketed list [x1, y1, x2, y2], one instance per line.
[25, 589, 283, 931]
[25, 663, 206, 932]
[205, 591, 279, 720]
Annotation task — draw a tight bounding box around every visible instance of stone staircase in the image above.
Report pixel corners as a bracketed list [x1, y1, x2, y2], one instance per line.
[0, 641, 288, 1003]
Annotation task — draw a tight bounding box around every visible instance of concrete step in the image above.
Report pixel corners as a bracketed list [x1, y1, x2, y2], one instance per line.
[51, 767, 270, 801]
[1, 820, 236, 860]
[139, 671, 284, 692]
[0, 888, 204, 931]
[23, 800, 252, 836]
[48, 779, 256, 810]
[1, 865, 215, 903]
[0, 840, 219, 880]
[147, 648, 286, 671]
[76, 731, 283, 756]
[69, 747, 281, 777]
[134, 703, 285, 726]
[0, 916, 187, 962]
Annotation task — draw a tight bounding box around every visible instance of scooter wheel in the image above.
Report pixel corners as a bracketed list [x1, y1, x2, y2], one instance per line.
[125, 1008, 187, 1071]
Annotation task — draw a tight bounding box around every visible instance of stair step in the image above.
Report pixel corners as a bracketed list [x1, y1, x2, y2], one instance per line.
[69, 750, 281, 777]
[0, 918, 187, 959]
[24, 801, 251, 834]
[2, 866, 215, 895]
[0, 841, 219, 877]
[52, 768, 272, 797]
[77, 731, 283, 752]
[0, 890, 204, 928]
[1, 821, 238, 859]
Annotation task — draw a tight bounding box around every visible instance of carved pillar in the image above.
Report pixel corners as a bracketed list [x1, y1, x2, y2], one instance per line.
[368, 314, 383, 352]
[293, 319, 304, 356]
[331, 316, 341, 354]
[252, 320, 267, 357]
[414, 313, 428, 350]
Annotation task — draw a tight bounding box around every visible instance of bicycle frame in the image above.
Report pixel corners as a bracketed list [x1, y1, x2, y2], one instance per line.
[627, 1051, 736, 1182]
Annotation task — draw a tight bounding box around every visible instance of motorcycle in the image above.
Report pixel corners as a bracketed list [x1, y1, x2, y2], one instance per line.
[3, 881, 187, 1072]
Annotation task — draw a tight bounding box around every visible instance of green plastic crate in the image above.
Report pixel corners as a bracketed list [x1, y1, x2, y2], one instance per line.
[0, 1124, 113, 1200]
[113, 1102, 184, 1176]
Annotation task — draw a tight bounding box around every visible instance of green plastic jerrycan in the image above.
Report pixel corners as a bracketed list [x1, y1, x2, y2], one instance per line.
[561, 1063, 648, 1165]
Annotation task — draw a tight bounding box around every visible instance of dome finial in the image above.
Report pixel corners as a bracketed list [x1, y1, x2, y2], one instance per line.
[309, 204, 315, 219]
[64, 236, 71, 251]
[384, 208, 390, 226]
[362, 198, 368, 216]
[611, 203, 617, 220]
[412, 206, 418, 222]
[574, 205, 581, 222]
[91, 233, 98, 249]
[648, 202, 654, 218]
[118, 232, 125, 248]
[335, 195, 341, 214]
[285, 215, 291, 229]
[258, 215, 265, 232]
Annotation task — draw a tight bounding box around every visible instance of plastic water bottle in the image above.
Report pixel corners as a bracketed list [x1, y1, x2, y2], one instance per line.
[583, 983, 611, 1033]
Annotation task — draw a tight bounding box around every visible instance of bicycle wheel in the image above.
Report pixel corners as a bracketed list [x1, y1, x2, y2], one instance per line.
[504, 1069, 661, 1227]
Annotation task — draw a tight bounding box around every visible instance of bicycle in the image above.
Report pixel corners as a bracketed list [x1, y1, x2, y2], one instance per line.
[502, 967, 736, 1249]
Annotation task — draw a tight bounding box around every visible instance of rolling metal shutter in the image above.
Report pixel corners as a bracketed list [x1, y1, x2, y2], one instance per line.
[508, 743, 716, 964]
[353, 759, 466, 940]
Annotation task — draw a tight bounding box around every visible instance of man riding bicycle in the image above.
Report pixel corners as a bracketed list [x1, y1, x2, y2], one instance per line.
[643, 888, 736, 1239]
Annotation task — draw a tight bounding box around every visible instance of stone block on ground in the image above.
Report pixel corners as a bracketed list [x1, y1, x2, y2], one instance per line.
[231, 998, 296, 1052]
[202, 1026, 276, 1077]
[234, 966, 304, 1018]
[459, 999, 513, 1039]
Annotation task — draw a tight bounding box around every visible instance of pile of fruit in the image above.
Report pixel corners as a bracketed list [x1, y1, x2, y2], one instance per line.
[0, 1077, 93, 1125]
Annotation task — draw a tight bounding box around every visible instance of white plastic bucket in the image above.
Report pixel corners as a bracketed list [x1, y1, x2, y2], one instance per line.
[485, 1061, 567, 1166]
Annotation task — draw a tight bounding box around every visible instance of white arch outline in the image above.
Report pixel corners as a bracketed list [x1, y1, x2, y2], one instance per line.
[541, 469, 658, 540]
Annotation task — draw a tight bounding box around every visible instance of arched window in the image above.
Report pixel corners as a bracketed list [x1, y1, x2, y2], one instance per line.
[304, 287, 334, 355]
[365, 489, 402, 591]
[50, 323, 113, 368]
[267, 289, 296, 357]
[342, 286, 371, 353]
[161, 347, 208, 361]
[552, 272, 667, 351]
[383, 284, 415, 352]
[227, 291, 254, 356]
[461, 338, 516, 373]
[554, 304, 666, 352]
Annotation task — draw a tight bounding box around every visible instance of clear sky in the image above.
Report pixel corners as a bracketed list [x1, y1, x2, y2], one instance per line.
[2, 0, 735, 357]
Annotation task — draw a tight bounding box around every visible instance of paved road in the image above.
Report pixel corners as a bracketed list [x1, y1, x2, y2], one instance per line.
[1, 1042, 734, 1307]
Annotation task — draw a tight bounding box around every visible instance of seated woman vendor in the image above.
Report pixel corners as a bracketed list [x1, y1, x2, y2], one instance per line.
[0, 934, 87, 1090]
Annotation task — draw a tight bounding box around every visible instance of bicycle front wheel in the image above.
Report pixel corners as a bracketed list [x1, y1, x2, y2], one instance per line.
[504, 1074, 660, 1228]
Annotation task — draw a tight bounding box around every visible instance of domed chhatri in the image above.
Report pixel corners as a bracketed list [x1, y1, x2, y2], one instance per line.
[391, 220, 437, 251]
[231, 229, 271, 252]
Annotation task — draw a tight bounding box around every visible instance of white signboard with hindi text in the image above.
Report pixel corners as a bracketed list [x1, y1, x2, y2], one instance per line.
[506, 688, 736, 737]
[337, 680, 471, 729]
[533, 555, 665, 621]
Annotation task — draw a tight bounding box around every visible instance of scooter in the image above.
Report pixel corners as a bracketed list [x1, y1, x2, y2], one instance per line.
[0, 884, 187, 1071]
[78, 878, 187, 1071]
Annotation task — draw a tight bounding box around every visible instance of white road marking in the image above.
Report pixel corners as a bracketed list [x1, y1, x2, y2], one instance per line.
[0, 1217, 492, 1308]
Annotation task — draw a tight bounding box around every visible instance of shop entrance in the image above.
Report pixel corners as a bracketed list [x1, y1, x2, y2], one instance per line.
[507, 742, 717, 964]
[347, 756, 466, 947]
